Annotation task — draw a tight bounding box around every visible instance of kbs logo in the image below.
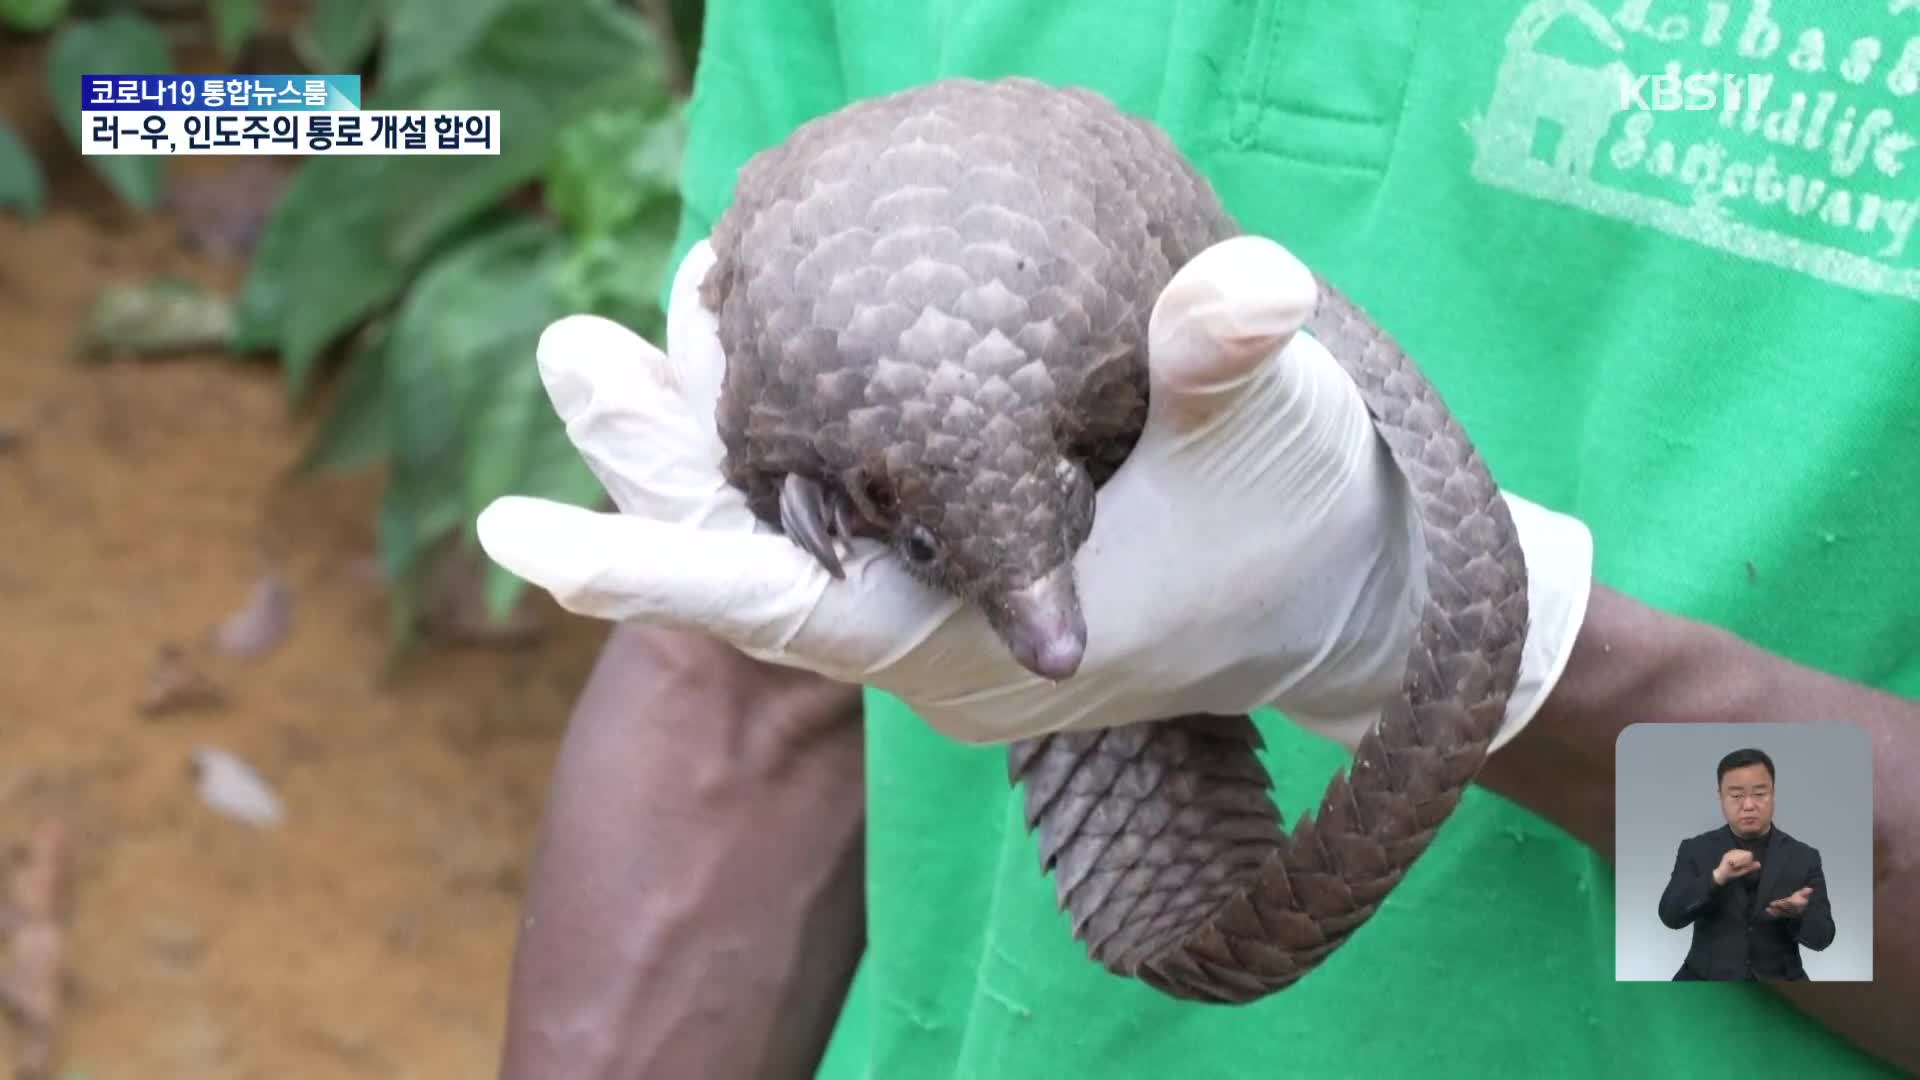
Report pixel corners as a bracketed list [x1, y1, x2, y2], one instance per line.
[1616, 67, 1770, 111]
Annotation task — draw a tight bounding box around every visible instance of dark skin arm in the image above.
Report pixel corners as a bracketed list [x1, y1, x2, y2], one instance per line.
[1477, 584, 1919, 1074]
[496, 622, 866, 1080]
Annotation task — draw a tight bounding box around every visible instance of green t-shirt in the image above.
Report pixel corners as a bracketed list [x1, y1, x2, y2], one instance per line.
[669, 2, 1920, 1076]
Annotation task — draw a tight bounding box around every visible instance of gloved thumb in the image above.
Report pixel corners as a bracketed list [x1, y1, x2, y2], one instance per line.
[475, 495, 832, 652]
[1145, 235, 1318, 425]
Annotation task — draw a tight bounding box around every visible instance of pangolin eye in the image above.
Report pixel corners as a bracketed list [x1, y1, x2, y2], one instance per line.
[901, 526, 940, 564]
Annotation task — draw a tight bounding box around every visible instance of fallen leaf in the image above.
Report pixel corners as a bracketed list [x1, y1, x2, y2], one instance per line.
[189, 747, 284, 828]
[161, 159, 290, 261]
[1, 818, 67, 1080]
[77, 278, 235, 361]
[137, 645, 225, 717]
[211, 570, 292, 660]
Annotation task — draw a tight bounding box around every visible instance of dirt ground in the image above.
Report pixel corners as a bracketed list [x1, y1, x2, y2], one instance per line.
[1, 39, 611, 1080]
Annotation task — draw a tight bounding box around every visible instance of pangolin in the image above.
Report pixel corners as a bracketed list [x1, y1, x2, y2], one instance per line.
[701, 76, 1529, 1002]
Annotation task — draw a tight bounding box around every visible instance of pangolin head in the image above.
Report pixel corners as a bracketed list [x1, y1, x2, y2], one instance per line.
[847, 399, 1100, 683]
[696, 78, 1196, 683]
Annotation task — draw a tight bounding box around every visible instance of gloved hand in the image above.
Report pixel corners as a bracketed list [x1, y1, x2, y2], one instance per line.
[477, 234, 1593, 750]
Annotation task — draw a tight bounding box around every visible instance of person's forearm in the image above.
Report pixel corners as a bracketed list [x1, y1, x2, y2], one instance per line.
[498, 623, 868, 1080]
[1475, 584, 1920, 1073]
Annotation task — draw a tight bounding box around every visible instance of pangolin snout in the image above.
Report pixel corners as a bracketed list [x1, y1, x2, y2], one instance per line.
[994, 564, 1087, 681]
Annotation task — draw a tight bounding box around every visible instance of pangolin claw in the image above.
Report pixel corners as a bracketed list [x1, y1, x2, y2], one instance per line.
[779, 472, 846, 578]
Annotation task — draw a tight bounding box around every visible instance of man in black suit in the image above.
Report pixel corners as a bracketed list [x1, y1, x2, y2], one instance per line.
[1657, 747, 1836, 980]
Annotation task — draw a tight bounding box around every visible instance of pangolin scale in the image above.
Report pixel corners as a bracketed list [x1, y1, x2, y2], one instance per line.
[701, 76, 1529, 1002]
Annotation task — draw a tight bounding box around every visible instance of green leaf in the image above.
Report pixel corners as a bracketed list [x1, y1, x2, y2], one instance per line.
[236, 0, 669, 400]
[556, 196, 679, 340]
[209, 0, 263, 62]
[481, 376, 606, 618]
[376, 216, 607, 632]
[481, 560, 529, 626]
[384, 221, 553, 512]
[1, 0, 68, 33]
[379, 0, 514, 90]
[294, 324, 391, 473]
[545, 98, 686, 344]
[545, 96, 685, 238]
[378, 470, 464, 643]
[226, 175, 298, 352]
[463, 337, 591, 622]
[0, 122, 46, 219]
[293, 0, 383, 73]
[46, 13, 172, 211]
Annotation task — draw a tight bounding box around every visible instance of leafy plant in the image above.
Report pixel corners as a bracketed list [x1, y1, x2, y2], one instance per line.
[237, 0, 692, 644]
[45, 10, 174, 209]
[0, 0, 269, 213]
[0, 0, 67, 35]
[207, 0, 261, 62]
[3, 0, 692, 648]
[0, 123, 45, 217]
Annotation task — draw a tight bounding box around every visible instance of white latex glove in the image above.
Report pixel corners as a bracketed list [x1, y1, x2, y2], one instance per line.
[477, 235, 1593, 750]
